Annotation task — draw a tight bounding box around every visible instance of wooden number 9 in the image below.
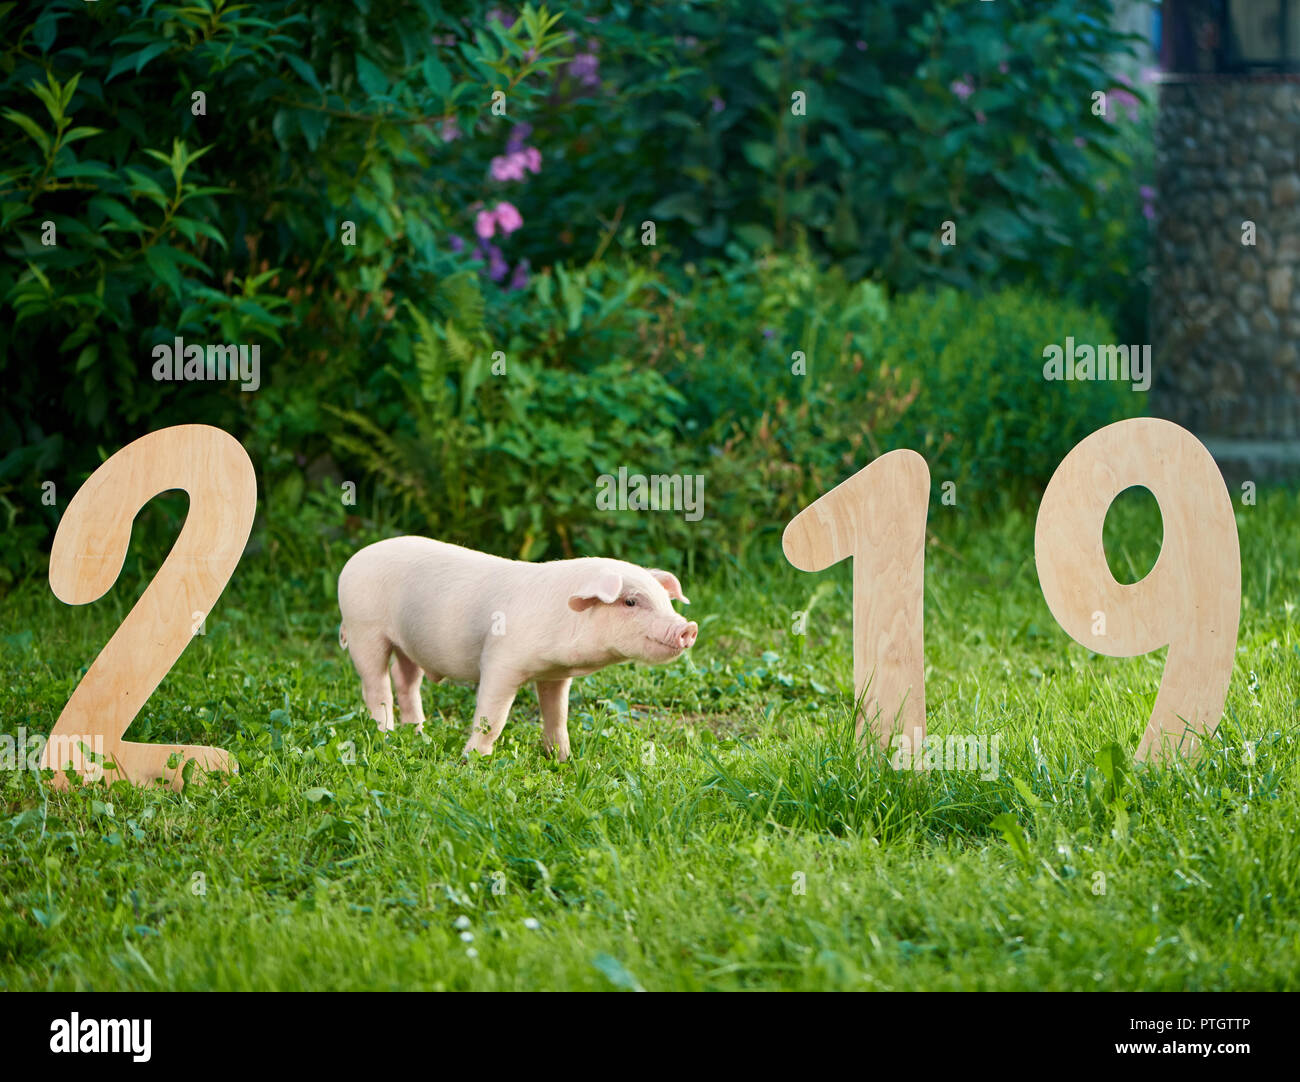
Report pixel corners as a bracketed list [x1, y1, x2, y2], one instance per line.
[1034, 417, 1240, 763]
[42, 424, 257, 789]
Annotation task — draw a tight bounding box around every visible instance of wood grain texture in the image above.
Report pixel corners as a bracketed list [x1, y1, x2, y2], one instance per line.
[783, 449, 930, 757]
[1034, 417, 1240, 763]
[43, 424, 256, 789]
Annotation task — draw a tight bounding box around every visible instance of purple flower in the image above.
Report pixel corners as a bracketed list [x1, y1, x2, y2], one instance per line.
[1140, 185, 1155, 201]
[490, 146, 543, 182]
[490, 153, 525, 182]
[998, 61, 1009, 74]
[494, 201, 523, 234]
[761, 327, 775, 339]
[1142, 202, 1155, 221]
[486, 244, 509, 282]
[975, 109, 986, 125]
[475, 202, 524, 240]
[506, 123, 533, 153]
[568, 52, 600, 87]
[490, 155, 519, 182]
[950, 79, 974, 102]
[1109, 87, 1140, 122]
[448, 234, 465, 253]
[440, 117, 461, 142]
[855, 40, 867, 52]
[711, 96, 725, 113]
[508, 257, 531, 291]
[487, 9, 516, 30]
[1073, 136, 1086, 148]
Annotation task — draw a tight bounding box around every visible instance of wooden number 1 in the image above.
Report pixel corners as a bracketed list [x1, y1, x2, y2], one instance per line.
[43, 424, 257, 789]
[782, 449, 930, 757]
[1035, 417, 1240, 763]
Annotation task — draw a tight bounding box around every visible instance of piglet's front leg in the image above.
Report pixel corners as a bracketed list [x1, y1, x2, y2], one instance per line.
[536, 677, 573, 761]
[462, 668, 521, 758]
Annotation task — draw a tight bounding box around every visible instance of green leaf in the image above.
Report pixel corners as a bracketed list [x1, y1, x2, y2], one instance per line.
[31, 8, 61, 53]
[648, 191, 703, 227]
[3, 110, 50, 155]
[733, 223, 774, 251]
[555, 263, 584, 331]
[32, 907, 63, 929]
[297, 109, 328, 150]
[284, 54, 322, 92]
[1093, 741, 1129, 804]
[74, 343, 99, 373]
[61, 126, 102, 145]
[144, 245, 183, 298]
[741, 140, 776, 173]
[421, 56, 451, 98]
[432, 270, 484, 329]
[1010, 775, 1042, 810]
[89, 196, 146, 233]
[271, 109, 294, 148]
[29, 78, 60, 124]
[133, 41, 172, 74]
[191, 219, 229, 249]
[356, 55, 389, 97]
[990, 812, 1031, 865]
[591, 953, 644, 992]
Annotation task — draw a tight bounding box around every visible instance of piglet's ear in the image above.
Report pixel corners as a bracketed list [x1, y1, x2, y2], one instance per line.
[568, 570, 623, 612]
[648, 569, 690, 605]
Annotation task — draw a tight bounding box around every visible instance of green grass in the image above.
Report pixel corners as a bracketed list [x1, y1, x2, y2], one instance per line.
[2, 488, 1299, 991]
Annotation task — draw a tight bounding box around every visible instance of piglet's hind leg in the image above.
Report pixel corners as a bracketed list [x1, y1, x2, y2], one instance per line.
[536, 678, 573, 762]
[347, 633, 395, 732]
[390, 647, 426, 732]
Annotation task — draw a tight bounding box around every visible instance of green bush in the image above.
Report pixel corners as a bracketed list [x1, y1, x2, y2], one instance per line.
[0, 0, 1151, 587]
[866, 286, 1145, 501]
[1039, 77, 1156, 344]
[315, 251, 1142, 571]
[0, 0, 616, 581]
[548, 0, 1142, 286]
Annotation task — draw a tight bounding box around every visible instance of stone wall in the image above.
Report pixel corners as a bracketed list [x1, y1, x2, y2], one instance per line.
[1152, 76, 1300, 475]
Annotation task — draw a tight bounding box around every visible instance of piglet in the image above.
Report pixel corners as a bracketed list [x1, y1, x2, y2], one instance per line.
[337, 536, 698, 760]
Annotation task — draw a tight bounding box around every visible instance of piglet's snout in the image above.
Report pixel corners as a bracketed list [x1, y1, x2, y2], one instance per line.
[677, 621, 698, 650]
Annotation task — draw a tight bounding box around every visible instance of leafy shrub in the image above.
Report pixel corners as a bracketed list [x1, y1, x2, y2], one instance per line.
[319, 251, 1140, 570]
[1038, 77, 1156, 344]
[0, 0, 658, 582]
[865, 286, 1145, 501]
[0, 0, 1151, 586]
[546, 0, 1142, 289]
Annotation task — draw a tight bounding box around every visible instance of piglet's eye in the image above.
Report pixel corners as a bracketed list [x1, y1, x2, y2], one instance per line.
[623, 597, 637, 607]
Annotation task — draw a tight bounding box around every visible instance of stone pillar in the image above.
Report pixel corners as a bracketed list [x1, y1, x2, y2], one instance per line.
[1151, 75, 1300, 478]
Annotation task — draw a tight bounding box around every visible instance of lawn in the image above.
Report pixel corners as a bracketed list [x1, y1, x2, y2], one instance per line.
[2, 488, 1298, 991]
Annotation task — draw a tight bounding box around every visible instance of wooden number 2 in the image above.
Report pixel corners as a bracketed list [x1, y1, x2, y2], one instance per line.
[43, 424, 257, 789]
[782, 449, 930, 757]
[1035, 417, 1240, 763]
